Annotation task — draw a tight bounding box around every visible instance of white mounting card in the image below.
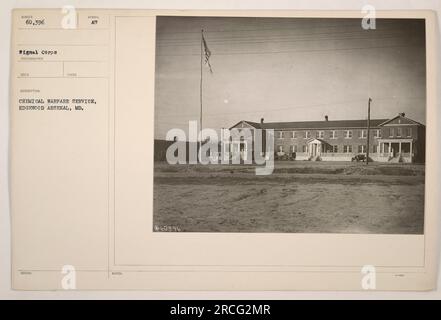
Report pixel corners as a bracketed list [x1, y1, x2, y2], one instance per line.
[9, 9, 439, 290]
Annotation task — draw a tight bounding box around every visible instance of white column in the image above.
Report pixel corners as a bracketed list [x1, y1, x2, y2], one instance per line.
[399, 142, 402, 154]
[410, 142, 413, 162]
[243, 142, 247, 161]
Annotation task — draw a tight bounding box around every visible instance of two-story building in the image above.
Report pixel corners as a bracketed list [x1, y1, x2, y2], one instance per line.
[229, 113, 425, 163]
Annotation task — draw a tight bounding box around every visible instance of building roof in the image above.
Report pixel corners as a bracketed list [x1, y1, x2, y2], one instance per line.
[378, 115, 425, 126]
[238, 119, 389, 130]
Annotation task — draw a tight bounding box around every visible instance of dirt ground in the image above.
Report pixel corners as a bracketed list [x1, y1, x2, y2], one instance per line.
[153, 161, 425, 234]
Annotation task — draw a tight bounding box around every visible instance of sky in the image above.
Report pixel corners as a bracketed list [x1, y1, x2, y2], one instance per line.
[154, 17, 426, 140]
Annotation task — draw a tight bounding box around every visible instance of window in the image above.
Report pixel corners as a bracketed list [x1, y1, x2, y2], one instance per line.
[389, 128, 394, 137]
[406, 127, 412, 137]
[397, 128, 402, 137]
[302, 145, 307, 153]
[292, 131, 296, 139]
[344, 130, 353, 139]
[329, 145, 338, 153]
[304, 131, 311, 139]
[359, 130, 367, 139]
[343, 145, 352, 153]
[329, 130, 337, 139]
[278, 145, 283, 152]
[290, 145, 297, 153]
[373, 145, 378, 153]
[314, 131, 324, 138]
[277, 131, 283, 139]
[358, 145, 366, 153]
[374, 129, 381, 138]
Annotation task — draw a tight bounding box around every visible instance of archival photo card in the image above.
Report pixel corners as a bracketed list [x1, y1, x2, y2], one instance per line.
[9, 9, 437, 291]
[153, 16, 426, 234]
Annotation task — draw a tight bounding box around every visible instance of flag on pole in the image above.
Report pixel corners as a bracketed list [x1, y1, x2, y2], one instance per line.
[202, 33, 213, 73]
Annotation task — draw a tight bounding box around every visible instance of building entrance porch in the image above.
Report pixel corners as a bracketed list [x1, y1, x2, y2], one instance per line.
[307, 139, 331, 160]
[377, 139, 414, 163]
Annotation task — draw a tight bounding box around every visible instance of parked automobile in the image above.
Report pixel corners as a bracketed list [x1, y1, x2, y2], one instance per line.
[351, 154, 366, 162]
[275, 152, 296, 161]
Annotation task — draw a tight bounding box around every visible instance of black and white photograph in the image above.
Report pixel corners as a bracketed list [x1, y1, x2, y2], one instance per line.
[4, 3, 440, 296]
[153, 16, 426, 234]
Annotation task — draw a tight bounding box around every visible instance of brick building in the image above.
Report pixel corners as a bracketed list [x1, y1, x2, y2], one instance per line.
[229, 113, 425, 163]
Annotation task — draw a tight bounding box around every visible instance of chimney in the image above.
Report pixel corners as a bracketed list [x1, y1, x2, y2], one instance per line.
[260, 118, 264, 124]
[325, 115, 329, 121]
[399, 112, 405, 117]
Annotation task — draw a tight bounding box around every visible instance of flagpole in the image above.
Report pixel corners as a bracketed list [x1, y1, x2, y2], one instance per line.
[200, 29, 203, 136]
[198, 29, 204, 162]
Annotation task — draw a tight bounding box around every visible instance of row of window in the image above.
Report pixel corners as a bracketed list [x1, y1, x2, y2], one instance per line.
[276, 130, 379, 139]
[278, 145, 378, 154]
[276, 128, 412, 139]
[386, 127, 412, 138]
